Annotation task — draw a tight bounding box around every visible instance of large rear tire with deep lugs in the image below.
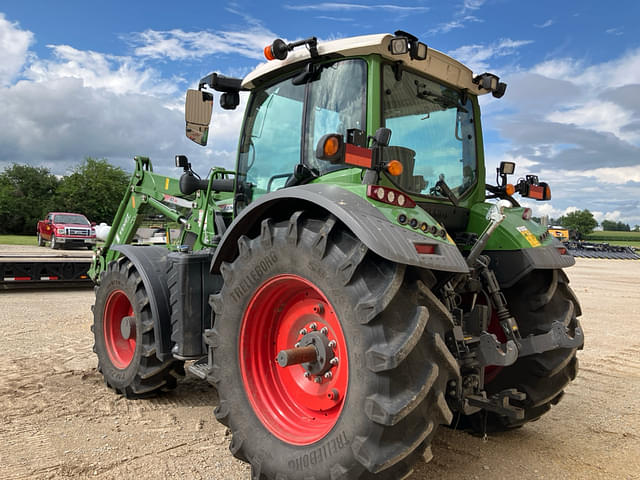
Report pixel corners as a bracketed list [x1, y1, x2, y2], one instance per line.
[92, 257, 182, 398]
[207, 212, 460, 480]
[473, 268, 583, 431]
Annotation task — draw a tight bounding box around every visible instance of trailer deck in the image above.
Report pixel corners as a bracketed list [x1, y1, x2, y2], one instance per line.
[0, 247, 93, 289]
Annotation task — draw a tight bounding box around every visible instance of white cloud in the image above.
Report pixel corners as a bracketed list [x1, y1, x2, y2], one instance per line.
[532, 49, 640, 89]
[130, 27, 278, 61]
[518, 200, 580, 221]
[0, 17, 244, 177]
[461, 0, 485, 13]
[534, 19, 554, 28]
[0, 13, 34, 86]
[593, 210, 622, 222]
[24, 45, 176, 96]
[283, 3, 428, 12]
[606, 27, 623, 36]
[448, 38, 533, 72]
[428, 16, 483, 35]
[572, 166, 640, 184]
[546, 101, 637, 143]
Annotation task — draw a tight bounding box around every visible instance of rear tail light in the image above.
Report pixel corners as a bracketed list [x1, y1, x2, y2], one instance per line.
[367, 185, 415, 208]
[414, 243, 436, 255]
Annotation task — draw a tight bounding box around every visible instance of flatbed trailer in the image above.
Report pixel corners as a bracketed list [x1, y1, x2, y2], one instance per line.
[0, 250, 93, 289]
[565, 241, 640, 260]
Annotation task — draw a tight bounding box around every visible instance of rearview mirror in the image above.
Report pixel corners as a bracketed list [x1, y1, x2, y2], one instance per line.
[185, 89, 213, 146]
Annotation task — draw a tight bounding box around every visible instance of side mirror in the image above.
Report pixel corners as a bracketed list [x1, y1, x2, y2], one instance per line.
[185, 89, 213, 146]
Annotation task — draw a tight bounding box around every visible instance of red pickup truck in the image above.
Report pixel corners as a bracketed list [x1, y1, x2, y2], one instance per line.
[37, 212, 96, 250]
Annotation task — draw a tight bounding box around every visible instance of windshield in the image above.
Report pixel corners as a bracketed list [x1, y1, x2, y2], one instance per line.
[382, 64, 477, 198]
[54, 214, 89, 225]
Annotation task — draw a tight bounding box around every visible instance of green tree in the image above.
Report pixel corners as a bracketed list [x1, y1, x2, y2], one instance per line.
[56, 158, 129, 224]
[0, 164, 59, 234]
[557, 209, 598, 236]
[601, 220, 631, 231]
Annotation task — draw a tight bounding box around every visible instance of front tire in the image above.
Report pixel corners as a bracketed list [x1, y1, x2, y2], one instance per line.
[50, 234, 60, 249]
[92, 257, 182, 397]
[207, 212, 459, 480]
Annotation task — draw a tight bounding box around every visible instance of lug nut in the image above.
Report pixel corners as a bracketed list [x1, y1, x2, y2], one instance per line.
[299, 328, 307, 336]
[309, 323, 317, 331]
[324, 371, 332, 379]
[304, 372, 311, 379]
[328, 340, 337, 349]
[294, 342, 300, 348]
[330, 357, 339, 366]
[314, 376, 323, 384]
[321, 327, 329, 335]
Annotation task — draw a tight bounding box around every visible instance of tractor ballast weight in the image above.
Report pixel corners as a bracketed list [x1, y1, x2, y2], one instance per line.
[89, 31, 583, 480]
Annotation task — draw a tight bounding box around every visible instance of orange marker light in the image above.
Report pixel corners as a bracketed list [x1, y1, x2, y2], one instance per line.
[264, 45, 275, 61]
[386, 160, 403, 176]
[323, 136, 340, 157]
[545, 185, 552, 200]
[505, 183, 515, 196]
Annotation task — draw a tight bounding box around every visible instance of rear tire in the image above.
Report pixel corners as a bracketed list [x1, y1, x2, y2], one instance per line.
[37, 233, 45, 247]
[207, 212, 459, 480]
[92, 257, 182, 397]
[472, 268, 582, 431]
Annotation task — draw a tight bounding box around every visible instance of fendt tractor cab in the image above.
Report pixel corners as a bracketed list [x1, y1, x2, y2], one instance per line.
[89, 32, 583, 480]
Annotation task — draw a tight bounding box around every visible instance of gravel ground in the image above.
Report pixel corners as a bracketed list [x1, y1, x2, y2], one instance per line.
[1, 246, 638, 480]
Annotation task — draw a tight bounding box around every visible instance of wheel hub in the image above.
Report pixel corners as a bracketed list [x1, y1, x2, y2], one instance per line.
[120, 315, 135, 339]
[103, 290, 136, 369]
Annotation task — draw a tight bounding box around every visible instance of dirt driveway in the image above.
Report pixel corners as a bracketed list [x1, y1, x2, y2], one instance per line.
[1, 247, 638, 480]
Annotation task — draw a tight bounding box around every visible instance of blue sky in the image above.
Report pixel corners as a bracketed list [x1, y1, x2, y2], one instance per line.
[1, 1, 639, 225]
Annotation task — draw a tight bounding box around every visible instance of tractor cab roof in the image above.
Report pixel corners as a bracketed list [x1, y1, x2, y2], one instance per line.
[242, 33, 493, 96]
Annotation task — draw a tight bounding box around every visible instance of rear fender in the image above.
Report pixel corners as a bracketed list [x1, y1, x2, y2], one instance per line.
[466, 203, 575, 287]
[111, 245, 173, 361]
[211, 184, 468, 274]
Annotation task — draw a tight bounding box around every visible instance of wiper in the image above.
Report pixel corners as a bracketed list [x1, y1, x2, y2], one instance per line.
[414, 80, 468, 112]
[431, 174, 459, 206]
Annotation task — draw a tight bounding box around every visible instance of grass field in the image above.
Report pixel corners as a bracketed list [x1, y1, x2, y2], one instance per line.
[0, 235, 38, 246]
[587, 230, 640, 241]
[586, 231, 640, 248]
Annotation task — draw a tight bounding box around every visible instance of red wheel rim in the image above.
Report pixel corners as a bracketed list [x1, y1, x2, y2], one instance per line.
[103, 289, 136, 369]
[240, 274, 348, 445]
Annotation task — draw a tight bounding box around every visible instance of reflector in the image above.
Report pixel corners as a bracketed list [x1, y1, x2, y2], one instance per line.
[414, 243, 436, 255]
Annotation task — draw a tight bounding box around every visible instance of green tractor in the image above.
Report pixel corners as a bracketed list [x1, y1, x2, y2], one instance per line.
[90, 31, 583, 479]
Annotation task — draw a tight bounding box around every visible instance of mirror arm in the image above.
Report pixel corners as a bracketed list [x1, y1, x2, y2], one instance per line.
[198, 73, 245, 93]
